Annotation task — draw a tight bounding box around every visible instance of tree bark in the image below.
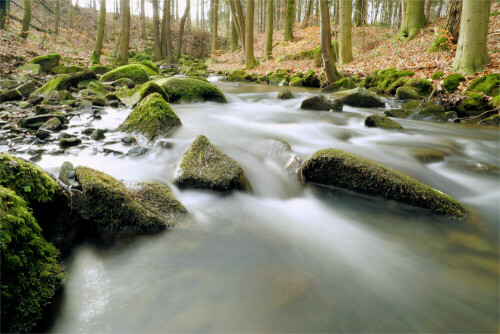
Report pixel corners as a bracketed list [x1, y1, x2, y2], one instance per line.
[54, 0, 60, 37]
[353, 0, 364, 27]
[165, 0, 173, 61]
[211, 0, 218, 59]
[284, 0, 295, 41]
[398, 0, 426, 41]
[0, 0, 9, 29]
[244, 0, 255, 69]
[177, 0, 190, 60]
[424, 0, 431, 21]
[452, 0, 490, 75]
[230, 15, 238, 51]
[264, 0, 274, 60]
[234, 0, 245, 45]
[20, 0, 30, 39]
[152, 0, 161, 60]
[140, 0, 146, 38]
[338, 0, 352, 65]
[119, 0, 130, 64]
[161, 0, 167, 56]
[228, 0, 244, 49]
[320, 0, 340, 82]
[91, 0, 106, 63]
[444, 0, 462, 43]
[333, 0, 339, 24]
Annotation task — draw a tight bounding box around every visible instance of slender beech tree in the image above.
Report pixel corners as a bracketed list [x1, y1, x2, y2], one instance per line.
[211, 0, 218, 59]
[20, 0, 30, 39]
[284, 0, 295, 41]
[161, 0, 167, 56]
[333, 0, 339, 24]
[177, 0, 190, 60]
[230, 16, 238, 51]
[399, 0, 426, 41]
[302, 0, 312, 26]
[54, 0, 60, 37]
[444, 0, 462, 43]
[152, 0, 161, 60]
[424, 0, 431, 20]
[353, 0, 365, 27]
[338, 0, 352, 65]
[264, 0, 274, 60]
[452, 0, 490, 75]
[320, 0, 340, 82]
[119, 0, 130, 64]
[245, 0, 255, 69]
[234, 0, 245, 45]
[141, 0, 146, 38]
[91, 0, 106, 64]
[228, 0, 244, 49]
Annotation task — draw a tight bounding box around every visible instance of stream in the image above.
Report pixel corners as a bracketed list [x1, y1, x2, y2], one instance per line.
[3, 80, 499, 332]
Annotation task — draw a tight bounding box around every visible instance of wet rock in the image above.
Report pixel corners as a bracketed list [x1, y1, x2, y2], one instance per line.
[337, 87, 384, 108]
[175, 135, 246, 191]
[302, 70, 320, 88]
[68, 70, 98, 87]
[74, 166, 187, 231]
[396, 86, 421, 100]
[403, 78, 433, 96]
[364, 115, 403, 130]
[28, 53, 61, 72]
[467, 162, 500, 175]
[384, 108, 414, 118]
[77, 100, 93, 109]
[32, 74, 70, 97]
[59, 137, 82, 148]
[107, 100, 119, 108]
[127, 145, 150, 156]
[121, 135, 137, 145]
[76, 79, 98, 89]
[119, 93, 181, 141]
[113, 78, 135, 89]
[300, 95, 343, 111]
[88, 65, 112, 75]
[51, 65, 85, 74]
[86, 96, 107, 106]
[19, 114, 67, 129]
[412, 104, 451, 122]
[100, 64, 150, 84]
[19, 102, 33, 109]
[321, 78, 356, 93]
[0, 89, 22, 102]
[16, 81, 37, 97]
[276, 89, 295, 100]
[29, 154, 42, 162]
[478, 114, 500, 126]
[59, 161, 76, 186]
[39, 117, 62, 131]
[301, 148, 467, 218]
[289, 77, 302, 87]
[411, 148, 446, 163]
[35, 105, 56, 115]
[91, 129, 106, 140]
[28, 95, 43, 105]
[17, 63, 42, 74]
[154, 77, 227, 104]
[116, 81, 169, 107]
[36, 129, 51, 140]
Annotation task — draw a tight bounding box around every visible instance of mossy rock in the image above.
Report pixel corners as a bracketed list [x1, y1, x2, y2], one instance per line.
[153, 77, 227, 103]
[51, 65, 86, 75]
[46, 90, 74, 102]
[160, 67, 179, 75]
[76, 79, 98, 89]
[301, 95, 343, 111]
[227, 69, 246, 81]
[113, 78, 135, 89]
[289, 77, 303, 87]
[19, 114, 67, 129]
[427, 36, 450, 53]
[0, 186, 65, 333]
[302, 70, 320, 88]
[100, 64, 150, 84]
[396, 86, 421, 100]
[175, 135, 246, 191]
[403, 100, 423, 110]
[269, 73, 286, 85]
[86, 81, 110, 97]
[116, 81, 168, 107]
[443, 73, 466, 93]
[412, 104, 450, 122]
[139, 64, 159, 77]
[466, 73, 500, 97]
[0, 89, 22, 102]
[276, 88, 295, 100]
[29, 53, 61, 72]
[403, 78, 433, 96]
[17, 63, 43, 74]
[430, 71, 445, 80]
[365, 115, 403, 130]
[74, 166, 187, 232]
[68, 70, 98, 86]
[141, 59, 158, 73]
[386, 77, 409, 95]
[32, 75, 70, 97]
[371, 67, 415, 92]
[89, 65, 113, 75]
[301, 148, 466, 218]
[322, 78, 356, 93]
[478, 114, 500, 126]
[119, 93, 181, 141]
[338, 87, 385, 108]
[460, 92, 489, 116]
[384, 109, 413, 118]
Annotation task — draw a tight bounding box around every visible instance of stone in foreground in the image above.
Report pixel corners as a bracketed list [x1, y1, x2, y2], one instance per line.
[300, 95, 343, 111]
[175, 135, 246, 191]
[339, 87, 385, 108]
[301, 148, 466, 218]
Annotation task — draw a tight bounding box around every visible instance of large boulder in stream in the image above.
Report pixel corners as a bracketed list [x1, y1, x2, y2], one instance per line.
[301, 148, 467, 218]
[364, 115, 403, 130]
[74, 166, 187, 232]
[116, 81, 169, 107]
[300, 95, 343, 111]
[175, 135, 246, 191]
[339, 87, 385, 108]
[100, 64, 150, 84]
[32, 74, 70, 97]
[153, 77, 227, 103]
[119, 93, 181, 141]
[28, 53, 61, 72]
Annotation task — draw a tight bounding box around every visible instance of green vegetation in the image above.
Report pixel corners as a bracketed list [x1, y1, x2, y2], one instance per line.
[466, 73, 500, 97]
[154, 77, 227, 103]
[443, 73, 466, 92]
[427, 36, 450, 53]
[100, 64, 150, 84]
[322, 78, 356, 93]
[430, 71, 445, 80]
[364, 114, 403, 129]
[339, 87, 385, 108]
[384, 109, 414, 118]
[33, 75, 70, 97]
[51, 65, 86, 74]
[29, 53, 61, 72]
[116, 81, 169, 106]
[276, 88, 295, 100]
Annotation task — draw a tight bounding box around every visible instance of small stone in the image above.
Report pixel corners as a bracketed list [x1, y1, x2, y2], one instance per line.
[59, 161, 76, 185]
[39, 117, 62, 131]
[28, 95, 43, 105]
[275, 89, 295, 100]
[36, 129, 51, 140]
[127, 145, 150, 156]
[91, 129, 106, 140]
[59, 137, 82, 147]
[35, 105, 56, 115]
[121, 135, 136, 145]
[107, 100, 119, 108]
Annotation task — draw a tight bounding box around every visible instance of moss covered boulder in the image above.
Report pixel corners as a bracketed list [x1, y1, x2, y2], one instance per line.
[100, 64, 150, 84]
[141, 59, 159, 73]
[460, 92, 489, 116]
[0, 186, 65, 334]
[368, 68, 415, 93]
[289, 77, 303, 87]
[338, 87, 385, 108]
[301, 148, 466, 218]
[321, 78, 356, 93]
[430, 71, 445, 80]
[365, 115, 403, 129]
[74, 166, 187, 232]
[154, 77, 227, 103]
[302, 70, 321, 88]
[276, 88, 295, 100]
[119, 93, 181, 141]
[29, 53, 61, 73]
[403, 78, 433, 96]
[301, 95, 343, 111]
[51, 65, 86, 75]
[89, 65, 113, 75]
[443, 73, 466, 93]
[32, 74, 70, 97]
[384, 108, 413, 118]
[396, 86, 421, 100]
[116, 81, 169, 107]
[175, 135, 246, 191]
[412, 104, 454, 122]
[466, 73, 500, 97]
[478, 114, 500, 126]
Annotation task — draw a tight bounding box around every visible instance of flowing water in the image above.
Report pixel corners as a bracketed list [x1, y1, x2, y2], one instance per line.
[5, 80, 500, 332]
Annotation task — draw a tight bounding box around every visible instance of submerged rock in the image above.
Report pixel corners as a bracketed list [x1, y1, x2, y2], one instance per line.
[74, 166, 187, 231]
[119, 93, 181, 141]
[301, 148, 466, 218]
[275, 88, 295, 100]
[116, 81, 169, 107]
[300, 95, 343, 111]
[39, 117, 62, 131]
[384, 109, 413, 118]
[364, 114, 403, 130]
[59, 137, 82, 147]
[339, 87, 385, 108]
[175, 135, 246, 191]
[59, 161, 76, 186]
[154, 77, 227, 103]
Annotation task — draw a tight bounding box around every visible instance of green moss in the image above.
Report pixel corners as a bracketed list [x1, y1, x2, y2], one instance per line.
[403, 100, 423, 110]
[371, 67, 415, 92]
[141, 59, 158, 73]
[153, 77, 227, 103]
[301, 148, 466, 218]
[302, 70, 320, 88]
[0, 186, 65, 333]
[322, 78, 356, 93]
[339, 87, 385, 108]
[175, 135, 245, 191]
[33, 75, 70, 97]
[396, 86, 421, 100]
[430, 71, 445, 80]
[461, 91, 489, 113]
[29, 53, 61, 72]
[89, 65, 113, 75]
[412, 104, 449, 122]
[427, 36, 450, 53]
[228, 69, 246, 81]
[384, 108, 414, 118]
[466, 73, 500, 97]
[139, 64, 159, 76]
[51, 65, 86, 74]
[364, 114, 403, 129]
[116, 81, 169, 107]
[404, 78, 433, 96]
[478, 114, 499, 126]
[100, 64, 150, 84]
[0, 153, 61, 204]
[289, 77, 303, 86]
[75, 167, 186, 231]
[276, 88, 295, 100]
[119, 93, 181, 141]
[443, 73, 466, 93]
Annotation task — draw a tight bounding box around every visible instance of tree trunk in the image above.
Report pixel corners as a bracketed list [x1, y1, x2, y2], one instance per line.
[140, 0, 146, 38]
[20, 0, 30, 39]
[0, 0, 9, 29]
[400, 0, 405, 27]
[424, 0, 431, 21]
[353, 0, 364, 27]
[320, 0, 340, 82]
[297, 0, 301, 22]
[54, 0, 60, 37]
[444, 0, 462, 43]
[338, 0, 352, 65]
[436, 0, 443, 19]
[230, 15, 238, 51]
[244, 0, 255, 69]
[264, 0, 274, 60]
[398, 0, 425, 40]
[119, 0, 130, 64]
[284, 0, 295, 41]
[333, 0, 339, 24]
[201, 0, 205, 30]
[161, 0, 167, 56]
[166, 0, 173, 61]
[152, 0, 161, 60]
[228, 0, 244, 49]
[211, 0, 218, 59]
[91, 0, 106, 63]
[234, 0, 245, 46]
[452, 0, 490, 75]
[177, 0, 190, 60]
